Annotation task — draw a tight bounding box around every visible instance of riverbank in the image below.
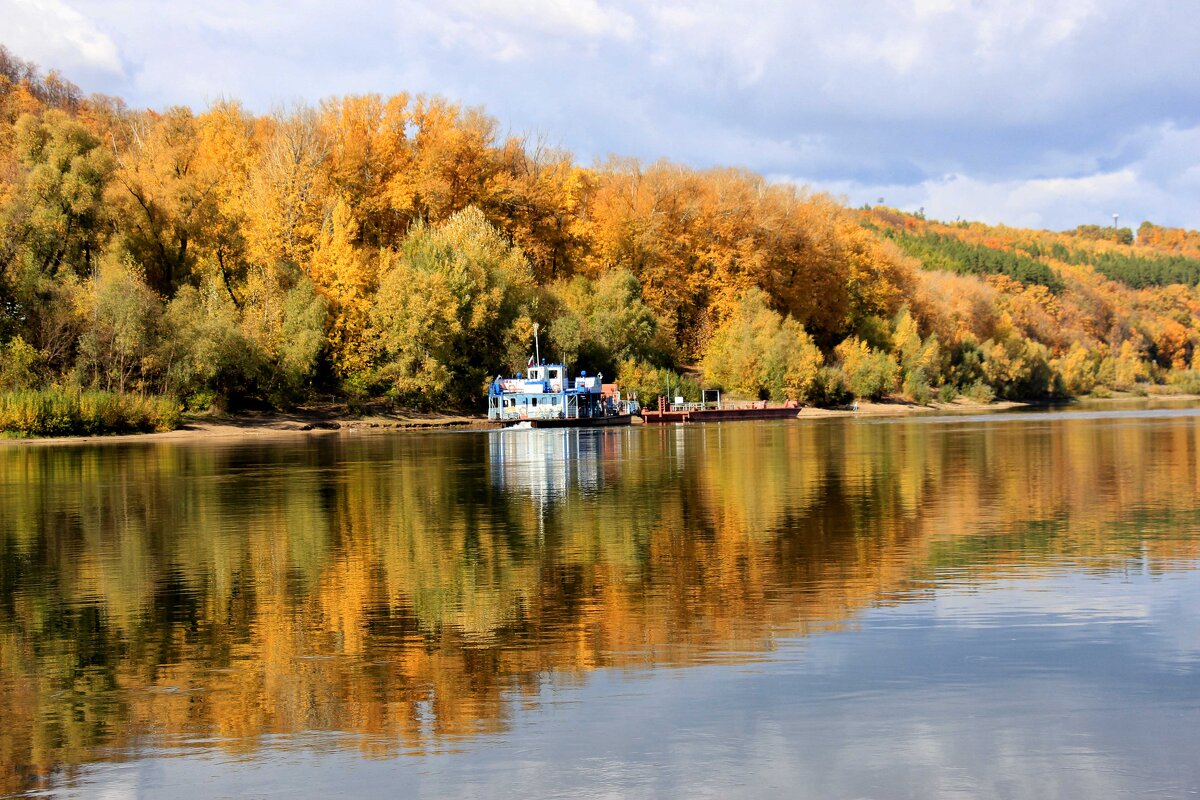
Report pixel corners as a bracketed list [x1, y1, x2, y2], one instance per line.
[0, 408, 499, 447]
[796, 397, 1028, 418]
[0, 398, 1020, 447]
[5, 392, 1200, 447]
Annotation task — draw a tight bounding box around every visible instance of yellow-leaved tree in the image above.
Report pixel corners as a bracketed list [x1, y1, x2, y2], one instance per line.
[701, 288, 823, 401]
[307, 198, 375, 379]
[834, 336, 900, 401]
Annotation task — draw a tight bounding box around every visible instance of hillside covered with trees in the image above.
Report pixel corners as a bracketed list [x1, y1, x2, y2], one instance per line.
[4, 46, 1200, 433]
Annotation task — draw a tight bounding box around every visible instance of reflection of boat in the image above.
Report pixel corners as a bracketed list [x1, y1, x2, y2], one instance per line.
[639, 389, 800, 424]
[487, 363, 638, 428]
[489, 428, 613, 502]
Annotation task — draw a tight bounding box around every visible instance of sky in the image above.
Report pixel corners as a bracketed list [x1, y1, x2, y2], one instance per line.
[3, 0, 1199, 231]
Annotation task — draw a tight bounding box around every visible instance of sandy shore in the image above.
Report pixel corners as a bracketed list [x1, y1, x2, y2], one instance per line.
[5, 392, 1199, 447]
[794, 397, 1028, 418]
[0, 398, 1019, 447]
[0, 409, 499, 448]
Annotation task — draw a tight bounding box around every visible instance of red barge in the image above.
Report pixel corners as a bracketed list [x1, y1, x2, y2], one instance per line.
[638, 391, 800, 424]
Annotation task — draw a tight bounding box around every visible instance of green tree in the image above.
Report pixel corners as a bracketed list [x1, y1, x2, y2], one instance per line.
[702, 288, 823, 401]
[0, 336, 39, 390]
[546, 268, 667, 375]
[979, 336, 1060, 399]
[370, 206, 534, 405]
[160, 285, 260, 408]
[892, 308, 941, 401]
[834, 336, 900, 400]
[5, 110, 112, 279]
[616, 357, 699, 407]
[77, 257, 163, 393]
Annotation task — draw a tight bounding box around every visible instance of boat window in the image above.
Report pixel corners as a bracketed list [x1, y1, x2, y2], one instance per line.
[551, 396, 560, 405]
[548, 369, 558, 379]
[531, 397, 538, 407]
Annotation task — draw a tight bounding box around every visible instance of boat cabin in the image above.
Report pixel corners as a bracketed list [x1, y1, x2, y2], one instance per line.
[488, 364, 634, 423]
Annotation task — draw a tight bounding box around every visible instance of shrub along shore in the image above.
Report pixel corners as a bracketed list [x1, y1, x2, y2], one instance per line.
[0, 389, 181, 437]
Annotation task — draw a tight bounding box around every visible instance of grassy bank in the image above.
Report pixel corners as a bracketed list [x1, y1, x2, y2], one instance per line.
[0, 389, 181, 437]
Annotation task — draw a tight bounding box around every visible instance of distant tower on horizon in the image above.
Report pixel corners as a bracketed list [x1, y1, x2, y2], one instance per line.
[1113, 213, 1119, 228]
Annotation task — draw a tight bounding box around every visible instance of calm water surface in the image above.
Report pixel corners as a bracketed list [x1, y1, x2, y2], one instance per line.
[2, 407, 1200, 798]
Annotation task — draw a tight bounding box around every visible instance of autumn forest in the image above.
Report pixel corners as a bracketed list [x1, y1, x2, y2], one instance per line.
[5, 46, 1200, 433]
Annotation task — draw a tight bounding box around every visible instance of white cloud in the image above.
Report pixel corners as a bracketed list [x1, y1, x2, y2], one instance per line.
[2, 0, 1198, 228]
[461, 0, 636, 42]
[787, 121, 1200, 230]
[860, 170, 1145, 230]
[400, 0, 637, 62]
[971, 0, 1098, 58]
[0, 0, 123, 77]
[794, 169, 1140, 230]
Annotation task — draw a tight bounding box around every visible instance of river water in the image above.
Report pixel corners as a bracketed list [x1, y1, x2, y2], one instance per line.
[2, 406, 1200, 798]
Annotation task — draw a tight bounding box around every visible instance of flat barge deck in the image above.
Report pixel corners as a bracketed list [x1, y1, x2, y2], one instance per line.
[639, 403, 800, 424]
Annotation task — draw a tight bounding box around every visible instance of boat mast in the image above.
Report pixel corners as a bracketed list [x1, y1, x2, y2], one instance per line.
[534, 322, 541, 366]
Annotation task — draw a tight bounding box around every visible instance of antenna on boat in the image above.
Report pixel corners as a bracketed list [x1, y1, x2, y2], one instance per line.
[533, 322, 541, 366]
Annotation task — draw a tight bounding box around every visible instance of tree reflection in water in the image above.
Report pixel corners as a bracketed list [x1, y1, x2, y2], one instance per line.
[2, 412, 1200, 795]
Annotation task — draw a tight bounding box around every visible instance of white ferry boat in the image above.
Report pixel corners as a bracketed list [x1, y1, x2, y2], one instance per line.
[487, 363, 638, 428]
